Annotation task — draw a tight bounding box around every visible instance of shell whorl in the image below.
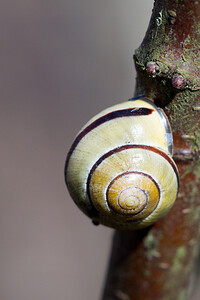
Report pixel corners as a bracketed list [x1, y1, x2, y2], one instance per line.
[101, 172, 160, 216]
[107, 172, 156, 215]
[65, 98, 179, 230]
[86, 144, 178, 228]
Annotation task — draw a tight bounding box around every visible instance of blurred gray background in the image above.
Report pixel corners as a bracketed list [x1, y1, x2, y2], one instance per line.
[0, 1, 157, 299]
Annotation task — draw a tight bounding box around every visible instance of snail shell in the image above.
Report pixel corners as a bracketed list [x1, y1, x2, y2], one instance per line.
[65, 97, 179, 230]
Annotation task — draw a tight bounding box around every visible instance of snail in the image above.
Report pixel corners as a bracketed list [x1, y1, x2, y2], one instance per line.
[65, 97, 179, 230]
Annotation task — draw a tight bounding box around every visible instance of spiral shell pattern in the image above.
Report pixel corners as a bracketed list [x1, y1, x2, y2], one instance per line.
[65, 98, 179, 230]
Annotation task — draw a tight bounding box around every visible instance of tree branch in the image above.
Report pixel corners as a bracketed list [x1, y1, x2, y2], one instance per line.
[102, 1, 200, 299]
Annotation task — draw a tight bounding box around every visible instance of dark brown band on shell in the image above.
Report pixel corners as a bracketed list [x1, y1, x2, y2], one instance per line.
[65, 107, 153, 169]
[87, 144, 179, 202]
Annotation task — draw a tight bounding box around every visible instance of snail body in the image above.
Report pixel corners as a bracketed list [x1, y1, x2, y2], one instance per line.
[65, 97, 179, 230]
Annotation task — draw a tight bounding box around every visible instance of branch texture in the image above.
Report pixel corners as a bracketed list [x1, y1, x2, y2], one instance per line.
[103, 1, 200, 299]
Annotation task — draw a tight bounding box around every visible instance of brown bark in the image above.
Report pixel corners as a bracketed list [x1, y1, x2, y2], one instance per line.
[102, 1, 200, 299]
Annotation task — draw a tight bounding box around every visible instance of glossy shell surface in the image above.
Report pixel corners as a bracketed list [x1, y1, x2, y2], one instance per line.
[65, 98, 179, 229]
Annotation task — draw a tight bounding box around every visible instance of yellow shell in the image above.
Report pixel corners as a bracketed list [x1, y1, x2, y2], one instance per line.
[65, 97, 179, 230]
